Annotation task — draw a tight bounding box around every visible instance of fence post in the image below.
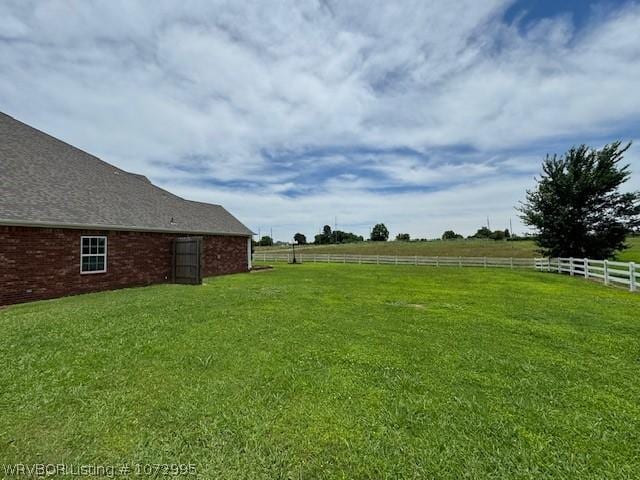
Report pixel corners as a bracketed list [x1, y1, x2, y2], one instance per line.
[395, 256, 398, 265]
[415, 255, 418, 266]
[314, 255, 316, 263]
[377, 255, 379, 265]
[459, 256, 462, 268]
[547, 257, 551, 272]
[604, 260, 609, 286]
[288, 253, 291, 263]
[557, 258, 561, 274]
[569, 257, 574, 276]
[359, 255, 362, 264]
[436, 256, 439, 267]
[327, 255, 330, 263]
[510, 257, 513, 269]
[583, 258, 588, 279]
[484, 257, 487, 268]
[630, 263, 636, 292]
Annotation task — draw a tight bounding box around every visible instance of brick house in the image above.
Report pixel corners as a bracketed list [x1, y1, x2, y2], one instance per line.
[0, 112, 254, 306]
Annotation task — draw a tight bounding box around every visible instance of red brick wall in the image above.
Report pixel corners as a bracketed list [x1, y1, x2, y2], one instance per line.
[0, 226, 249, 305]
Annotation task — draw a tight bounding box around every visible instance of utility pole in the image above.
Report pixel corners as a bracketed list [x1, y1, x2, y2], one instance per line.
[487, 216, 491, 231]
[509, 218, 514, 250]
[270, 227, 273, 242]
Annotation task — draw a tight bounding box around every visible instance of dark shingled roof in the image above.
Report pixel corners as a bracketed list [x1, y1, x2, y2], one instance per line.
[0, 112, 253, 236]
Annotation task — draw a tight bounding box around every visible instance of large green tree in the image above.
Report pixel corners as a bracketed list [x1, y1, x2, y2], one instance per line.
[370, 223, 389, 242]
[469, 227, 492, 239]
[442, 230, 463, 240]
[258, 235, 273, 247]
[519, 142, 640, 259]
[293, 233, 307, 245]
[314, 227, 363, 245]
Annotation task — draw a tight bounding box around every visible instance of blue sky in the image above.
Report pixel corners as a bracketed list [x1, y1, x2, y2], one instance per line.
[505, 0, 623, 29]
[1, 0, 639, 240]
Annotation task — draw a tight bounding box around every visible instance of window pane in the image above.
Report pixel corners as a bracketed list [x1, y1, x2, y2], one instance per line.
[80, 239, 106, 272]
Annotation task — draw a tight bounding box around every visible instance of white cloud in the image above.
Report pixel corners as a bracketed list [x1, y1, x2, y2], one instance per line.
[0, 0, 639, 240]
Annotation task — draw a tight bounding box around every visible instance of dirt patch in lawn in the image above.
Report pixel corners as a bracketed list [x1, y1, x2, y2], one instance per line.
[385, 301, 426, 309]
[251, 265, 275, 272]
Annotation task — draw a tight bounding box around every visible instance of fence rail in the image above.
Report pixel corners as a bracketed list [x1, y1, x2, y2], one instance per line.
[535, 257, 638, 292]
[254, 252, 537, 268]
[253, 252, 638, 292]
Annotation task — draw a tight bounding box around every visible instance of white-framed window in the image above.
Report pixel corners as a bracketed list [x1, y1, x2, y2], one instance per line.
[80, 236, 107, 274]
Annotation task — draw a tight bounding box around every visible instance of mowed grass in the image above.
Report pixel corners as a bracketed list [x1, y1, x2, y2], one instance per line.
[616, 235, 640, 263]
[257, 236, 640, 262]
[1, 264, 639, 479]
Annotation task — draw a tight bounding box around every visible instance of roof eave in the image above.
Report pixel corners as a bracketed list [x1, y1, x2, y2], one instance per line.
[0, 219, 254, 237]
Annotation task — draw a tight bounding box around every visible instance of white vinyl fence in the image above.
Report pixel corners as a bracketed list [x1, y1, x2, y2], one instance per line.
[254, 252, 536, 268]
[535, 257, 638, 292]
[253, 252, 639, 292]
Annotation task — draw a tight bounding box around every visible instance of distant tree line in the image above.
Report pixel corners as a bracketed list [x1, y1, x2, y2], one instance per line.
[258, 224, 528, 248]
[468, 227, 511, 241]
[259, 223, 521, 247]
[288, 223, 395, 245]
[442, 230, 463, 240]
[312, 225, 364, 245]
[256, 235, 273, 247]
[438, 228, 511, 241]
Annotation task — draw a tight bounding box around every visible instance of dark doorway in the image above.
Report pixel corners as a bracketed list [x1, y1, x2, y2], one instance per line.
[172, 237, 203, 284]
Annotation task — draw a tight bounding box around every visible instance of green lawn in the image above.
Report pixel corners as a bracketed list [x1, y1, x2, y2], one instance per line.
[1, 264, 639, 479]
[616, 235, 640, 263]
